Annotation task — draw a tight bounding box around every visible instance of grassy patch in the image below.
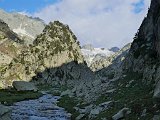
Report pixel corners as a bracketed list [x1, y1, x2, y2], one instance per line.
[37, 84, 53, 91]
[94, 95, 111, 106]
[52, 91, 61, 96]
[108, 72, 115, 79]
[94, 72, 155, 119]
[37, 84, 69, 96]
[37, 84, 68, 91]
[0, 89, 42, 105]
[57, 95, 80, 119]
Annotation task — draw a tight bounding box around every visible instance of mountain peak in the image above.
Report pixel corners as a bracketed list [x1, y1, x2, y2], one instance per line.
[33, 21, 84, 63]
[1, 20, 85, 84]
[109, 47, 120, 52]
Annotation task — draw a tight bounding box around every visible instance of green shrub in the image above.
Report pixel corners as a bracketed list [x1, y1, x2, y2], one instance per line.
[0, 89, 42, 105]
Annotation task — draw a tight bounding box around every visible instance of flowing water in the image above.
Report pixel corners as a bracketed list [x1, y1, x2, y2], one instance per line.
[11, 94, 70, 120]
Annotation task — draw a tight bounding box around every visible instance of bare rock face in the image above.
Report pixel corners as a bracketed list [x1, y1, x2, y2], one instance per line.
[0, 20, 24, 85]
[123, 0, 160, 72]
[0, 20, 25, 88]
[122, 0, 160, 101]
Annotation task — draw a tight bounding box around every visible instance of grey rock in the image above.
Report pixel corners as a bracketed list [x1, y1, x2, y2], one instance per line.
[153, 115, 160, 120]
[61, 89, 72, 97]
[109, 47, 120, 52]
[12, 81, 37, 91]
[76, 114, 85, 120]
[89, 101, 113, 118]
[141, 109, 147, 117]
[112, 108, 131, 120]
[154, 80, 160, 99]
[0, 104, 12, 120]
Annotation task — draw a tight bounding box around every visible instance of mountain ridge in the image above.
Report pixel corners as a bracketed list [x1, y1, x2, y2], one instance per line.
[0, 9, 45, 45]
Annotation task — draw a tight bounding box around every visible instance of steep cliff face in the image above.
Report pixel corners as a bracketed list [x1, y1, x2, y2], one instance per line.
[0, 20, 23, 66]
[123, 0, 160, 102]
[0, 20, 24, 88]
[123, 0, 160, 73]
[0, 21, 87, 87]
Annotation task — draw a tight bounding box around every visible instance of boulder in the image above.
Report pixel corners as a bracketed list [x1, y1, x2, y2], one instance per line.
[60, 89, 73, 97]
[76, 114, 85, 120]
[0, 104, 12, 120]
[112, 108, 131, 120]
[153, 115, 160, 120]
[154, 80, 160, 100]
[12, 81, 37, 91]
[89, 101, 113, 118]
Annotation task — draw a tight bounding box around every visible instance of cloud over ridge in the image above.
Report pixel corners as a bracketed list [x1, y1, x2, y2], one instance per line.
[33, 0, 150, 48]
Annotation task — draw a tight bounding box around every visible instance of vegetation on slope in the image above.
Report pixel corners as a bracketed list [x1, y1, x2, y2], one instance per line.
[95, 71, 156, 120]
[0, 88, 42, 105]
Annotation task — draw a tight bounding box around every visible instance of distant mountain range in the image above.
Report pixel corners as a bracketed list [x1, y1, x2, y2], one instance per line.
[0, 9, 45, 45]
[81, 44, 119, 66]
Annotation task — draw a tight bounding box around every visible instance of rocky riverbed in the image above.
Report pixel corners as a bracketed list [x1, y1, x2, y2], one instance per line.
[10, 93, 70, 120]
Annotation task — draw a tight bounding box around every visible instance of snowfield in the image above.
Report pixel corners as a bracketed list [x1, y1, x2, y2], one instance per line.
[81, 48, 114, 66]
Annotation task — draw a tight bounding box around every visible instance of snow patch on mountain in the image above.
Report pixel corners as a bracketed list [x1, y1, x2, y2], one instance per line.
[81, 47, 114, 66]
[13, 24, 34, 39]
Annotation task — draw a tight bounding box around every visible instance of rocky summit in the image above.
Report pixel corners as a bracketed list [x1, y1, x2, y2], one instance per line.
[1, 0, 160, 120]
[0, 21, 87, 87]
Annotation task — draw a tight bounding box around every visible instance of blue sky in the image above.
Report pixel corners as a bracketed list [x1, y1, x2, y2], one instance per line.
[132, 0, 145, 13]
[0, 0, 145, 14]
[0, 0, 150, 48]
[0, 0, 59, 13]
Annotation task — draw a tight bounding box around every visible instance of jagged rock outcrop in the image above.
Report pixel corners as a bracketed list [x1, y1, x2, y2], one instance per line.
[123, 0, 160, 71]
[0, 9, 45, 45]
[0, 21, 87, 87]
[122, 0, 160, 101]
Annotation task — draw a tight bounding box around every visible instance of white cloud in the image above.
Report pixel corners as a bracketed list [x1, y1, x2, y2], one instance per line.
[33, 0, 151, 48]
